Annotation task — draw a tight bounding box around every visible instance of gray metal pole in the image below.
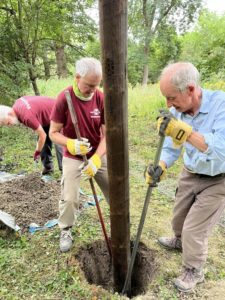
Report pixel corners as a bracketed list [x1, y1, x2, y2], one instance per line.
[122, 136, 165, 296]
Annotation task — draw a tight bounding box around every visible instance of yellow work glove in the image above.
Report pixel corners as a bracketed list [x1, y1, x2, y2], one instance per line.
[145, 161, 166, 185]
[79, 153, 102, 179]
[66, 138, 92, 156]
[157, 110, 192, 147]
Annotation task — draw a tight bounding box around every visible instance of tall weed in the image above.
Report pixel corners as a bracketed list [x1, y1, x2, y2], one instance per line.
[203, 80, 225, 91]
[128, 83, 165, 120]
[26, 78, 73, 98]
[30, 79, 166, 120]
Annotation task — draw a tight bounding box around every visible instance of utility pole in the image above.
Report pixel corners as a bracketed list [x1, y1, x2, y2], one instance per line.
[99, 0, 130, 293]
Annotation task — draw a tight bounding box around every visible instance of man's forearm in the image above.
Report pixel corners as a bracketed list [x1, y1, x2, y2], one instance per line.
[49, 121, 67, 146]
[36, 136, 46, 152]
[187, 131, 208, 152]
[95, 136, 106, 157]
[49, 131, 68, 147]
[35, 126, 46, 152]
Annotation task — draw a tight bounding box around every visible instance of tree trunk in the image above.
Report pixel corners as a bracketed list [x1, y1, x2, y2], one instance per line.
[55, 43, 68, 78]
[142, 64, 149, 85]
[142, 43, 149, 85]
[99, 0, 130, 293]
[42, 50, 50, 80]
[25, 53, 40, 95]
[29, 67, 40, 95]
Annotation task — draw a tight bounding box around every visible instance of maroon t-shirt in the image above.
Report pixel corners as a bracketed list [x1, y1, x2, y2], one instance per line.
[13, 96, 55, 130]
[50, 85, 104, 160]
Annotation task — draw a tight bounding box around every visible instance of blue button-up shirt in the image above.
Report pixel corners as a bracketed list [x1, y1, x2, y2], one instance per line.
[160, 89, 225, 176]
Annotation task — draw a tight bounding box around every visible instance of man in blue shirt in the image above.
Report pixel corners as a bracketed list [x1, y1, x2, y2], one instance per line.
[146, 62, 225, 293]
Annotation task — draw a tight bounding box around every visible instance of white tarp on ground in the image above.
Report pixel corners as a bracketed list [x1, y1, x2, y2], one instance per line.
[0, 210, 20, 232]
[0, 171, 25, 233]
[0, 171, 25, 183]
[0, 171, 23, 232]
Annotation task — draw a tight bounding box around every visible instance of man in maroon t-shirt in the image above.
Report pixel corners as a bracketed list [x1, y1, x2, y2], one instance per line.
[49, 57, 109, 252]
[0, 96, 62, 174]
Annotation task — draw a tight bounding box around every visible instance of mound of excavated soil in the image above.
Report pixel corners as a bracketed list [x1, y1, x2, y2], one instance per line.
[0, 173, 60, 229]
[0, 172, 90, 231]
[0, 172, 102, 236]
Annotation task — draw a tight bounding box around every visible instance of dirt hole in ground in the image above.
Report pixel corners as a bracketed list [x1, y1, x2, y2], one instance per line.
[75, 240, 158, 298]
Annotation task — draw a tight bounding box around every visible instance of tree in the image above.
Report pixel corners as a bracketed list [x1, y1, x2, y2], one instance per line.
[180, 11, 225, 81]
[128, 0, 203, 85]
[0, 0, 96, 99]
[127, 24, 181, 85]
[148, 24, 181, 83]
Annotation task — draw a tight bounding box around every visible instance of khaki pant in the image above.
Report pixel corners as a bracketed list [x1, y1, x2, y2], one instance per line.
[172, 168, 225, 269]
[58, 155, 109, 229]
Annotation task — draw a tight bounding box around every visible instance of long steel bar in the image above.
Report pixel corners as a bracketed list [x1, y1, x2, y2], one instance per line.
[122, 135, 165, 296]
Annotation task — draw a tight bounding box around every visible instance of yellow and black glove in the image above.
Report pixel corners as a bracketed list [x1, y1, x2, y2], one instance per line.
[66, 137, 92, 156]
[145, 161, 166, 185]
[157, 110, 192, 147]
[79, 153, 101, 179]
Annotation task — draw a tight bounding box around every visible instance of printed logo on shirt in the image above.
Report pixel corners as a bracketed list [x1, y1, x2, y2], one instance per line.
[20, 97, 31, 110]
[90, 108, 101, 118]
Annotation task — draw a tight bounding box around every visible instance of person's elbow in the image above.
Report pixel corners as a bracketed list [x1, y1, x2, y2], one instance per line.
[49, 121, 63, 144]
[49, 128, 57, 143]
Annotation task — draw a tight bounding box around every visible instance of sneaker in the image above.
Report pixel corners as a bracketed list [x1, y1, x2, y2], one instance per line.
[174, 267, 204, 293]
[158, 236, 182, 251]
[60, 228, 73, 252]
[42, 167, 54, 175]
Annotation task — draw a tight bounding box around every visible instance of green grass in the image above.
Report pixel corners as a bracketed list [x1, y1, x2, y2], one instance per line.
[1, 81, 225, 299]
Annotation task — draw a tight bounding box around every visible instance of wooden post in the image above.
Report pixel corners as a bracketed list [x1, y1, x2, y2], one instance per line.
[99, 0, 130, 292]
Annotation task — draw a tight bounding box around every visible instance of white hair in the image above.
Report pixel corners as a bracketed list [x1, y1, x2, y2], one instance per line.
[0, 105, 19, 125]
[161, 62, 200, 92]
[75, 57, 102, 77]
[0, 105, 12, 123]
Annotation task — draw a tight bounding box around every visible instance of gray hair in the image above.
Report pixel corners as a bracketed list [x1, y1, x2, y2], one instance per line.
[161, 62, 200, 92]
[0, 105, 11, 123]
[75, 57, 102, 78]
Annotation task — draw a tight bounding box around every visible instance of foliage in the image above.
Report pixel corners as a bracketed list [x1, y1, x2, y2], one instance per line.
[180, 11, 225, 81]
[148, 24, 181, 83]
[127, 40, 146, 86]
[0, 0, 96, 102]
[84, 36, 101, 59]
[128, 0, 203, 84]
[127, 24, 181, 86]
[0, 60, 29, 105]
[203, 80, 225, 92]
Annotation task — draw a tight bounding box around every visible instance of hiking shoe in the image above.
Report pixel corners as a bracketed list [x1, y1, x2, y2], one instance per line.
[174, 267, 204, 293]
[60, 228, 73, 252]
[158, 236, 182, 251]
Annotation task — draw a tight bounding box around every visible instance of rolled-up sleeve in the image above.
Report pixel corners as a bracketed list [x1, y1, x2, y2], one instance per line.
[160, 136, 182, 168]
[184, 98, 225, 175]
[202, 106, 225, 161]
